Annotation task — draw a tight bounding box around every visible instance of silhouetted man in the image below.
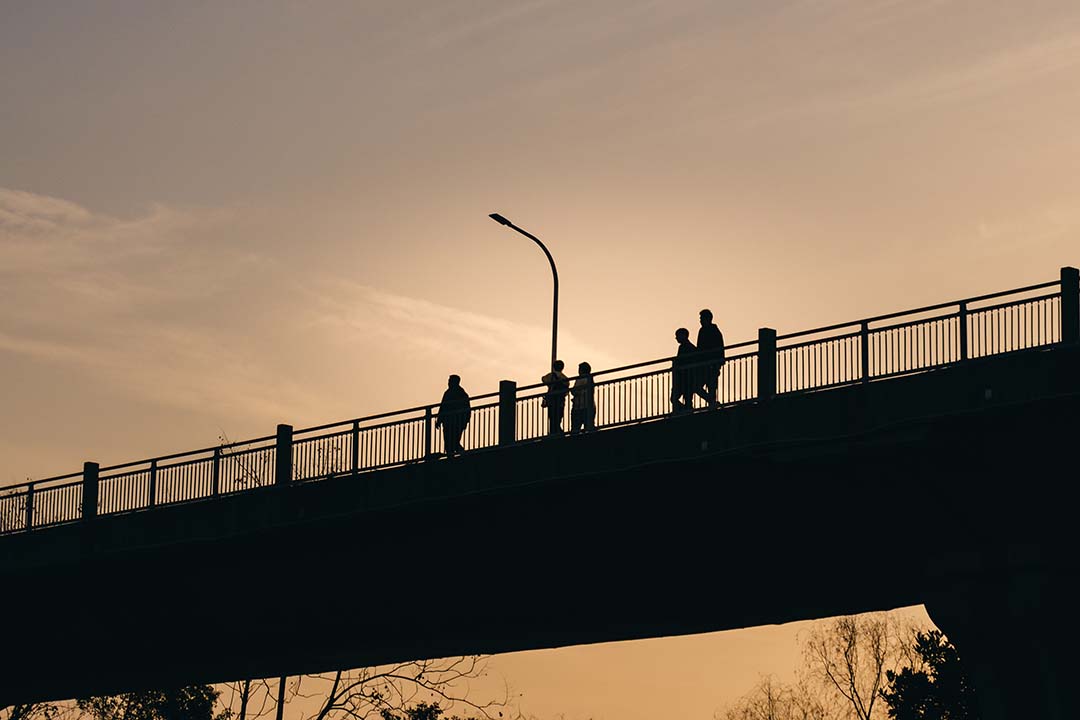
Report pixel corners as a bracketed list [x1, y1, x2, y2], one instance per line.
[695, 309, 725, 408]
[570, 361, 596, 433]
[435, 374, 471, 456]
[671, 328, 697, 413]
[541, 360, 570, 436]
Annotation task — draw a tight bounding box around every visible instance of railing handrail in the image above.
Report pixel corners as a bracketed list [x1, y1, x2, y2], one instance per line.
[776, 280, 1059, 342]
[1, 274, 1064, 499]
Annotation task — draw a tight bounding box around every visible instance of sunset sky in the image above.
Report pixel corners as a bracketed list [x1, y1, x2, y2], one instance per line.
[2, 1, 1079, 717]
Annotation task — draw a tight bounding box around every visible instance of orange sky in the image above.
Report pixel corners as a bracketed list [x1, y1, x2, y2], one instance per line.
[2, 1, 1077, 717]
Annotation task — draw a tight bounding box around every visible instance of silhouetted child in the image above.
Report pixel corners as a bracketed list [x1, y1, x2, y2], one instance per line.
[541, 360, 570, 436]
[671, 328, 697, 413]
[695, 309, 726, 408]
[570, 361, 596, 434]
[435, 374, 471, 456]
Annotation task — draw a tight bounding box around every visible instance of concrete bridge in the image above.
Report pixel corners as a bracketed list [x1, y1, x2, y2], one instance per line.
[2, 267, 1078, 720]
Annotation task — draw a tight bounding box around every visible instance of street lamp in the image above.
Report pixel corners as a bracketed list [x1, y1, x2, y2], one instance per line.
[488, 212, 559, 371]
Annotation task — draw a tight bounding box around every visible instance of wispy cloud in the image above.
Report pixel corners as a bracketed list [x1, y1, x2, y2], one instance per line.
[744, 12, 1080, 127]
[0, 189, 614, 449]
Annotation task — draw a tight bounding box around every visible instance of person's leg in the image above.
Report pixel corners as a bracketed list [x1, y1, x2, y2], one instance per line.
[693, 368, 709, 404]
[585, 408, 595, 431]
[706, 372, 719, 407]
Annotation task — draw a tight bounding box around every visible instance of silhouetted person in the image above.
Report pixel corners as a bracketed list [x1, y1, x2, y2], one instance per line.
[570, 361, 596, 434]
[435, 374, 471, 456]
[541, 360, 570, 436]
[695, 309, 726, 408]
[671, 328, 697, 413]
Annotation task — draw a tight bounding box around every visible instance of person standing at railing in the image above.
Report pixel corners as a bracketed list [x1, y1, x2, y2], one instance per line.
[695, 309, 726, 408]
[541, 360, 570, 437]
[570, 361, 596, 433]
[435, 374, 471, 456]
[671, 327, 697, 413]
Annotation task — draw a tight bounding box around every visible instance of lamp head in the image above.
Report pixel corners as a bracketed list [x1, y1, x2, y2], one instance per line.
[488, 213, 512, 226]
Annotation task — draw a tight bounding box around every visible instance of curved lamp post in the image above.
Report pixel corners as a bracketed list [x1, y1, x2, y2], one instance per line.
[488, 213, 559, 371]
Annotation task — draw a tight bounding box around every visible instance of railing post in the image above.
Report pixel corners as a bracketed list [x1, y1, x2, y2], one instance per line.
[860, 320, 871, 383]
[958, 301, 969, 361]
[148, 459, 157, 508]
[211, 447, 221, 496]
[351, 420, 360, 475]
[24, 483, 34, 532]
[424, 407, 433, 459]
[275, 424, 293, 486]
[757, 328, 776, 401]
[499, 380, 517, 446]
[1062, 266, 1079, 345]
[82, 461, 99, 521]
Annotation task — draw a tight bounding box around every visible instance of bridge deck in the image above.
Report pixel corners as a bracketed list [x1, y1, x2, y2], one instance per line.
[2, 341, 1079, 705]
[4, 268, 1080, 704]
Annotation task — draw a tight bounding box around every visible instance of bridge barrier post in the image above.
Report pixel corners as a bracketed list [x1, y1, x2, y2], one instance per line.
[275, 424, 293, 485]
[24, 482, 34, 532]
[1062, 266, 1079, 345]
[211, 447, 221, 496]
[424, 407, 433, 458]
[499, 380, 517, 445]
[958, 301, 969, 361]
[351, 420, 360, 474]
[82, 461, 99, 521]
[148, 459, 157, 507]
[757, 328, 776, 401]
[860, 320, 871, 382]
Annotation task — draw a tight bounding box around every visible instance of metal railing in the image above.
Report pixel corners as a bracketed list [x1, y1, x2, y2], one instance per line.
[2, 267, 1076, 535]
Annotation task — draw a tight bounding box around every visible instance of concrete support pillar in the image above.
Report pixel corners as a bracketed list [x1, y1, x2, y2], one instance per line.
[757, 328, 776, 401]
[499, 380, 517, 446]
[82, 461, 99, 521]
[275, 424, 293, 485]
[1061, 266, 1079, 345]
[927, 554, 1078, 720]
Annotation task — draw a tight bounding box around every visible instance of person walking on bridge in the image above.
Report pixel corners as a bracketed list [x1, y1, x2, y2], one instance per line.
[435, 374, 471, 456]
[541, 360, 570, 437]
[671, 327, 697, 413]
[570, 361, 596, 433]
[695, 309, 726, 408]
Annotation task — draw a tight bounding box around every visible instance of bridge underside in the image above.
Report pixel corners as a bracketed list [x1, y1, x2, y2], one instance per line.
[2, 347, 1078, 706]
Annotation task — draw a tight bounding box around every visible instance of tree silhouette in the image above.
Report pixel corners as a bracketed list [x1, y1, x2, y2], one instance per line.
[217, 657, 517, 720]
[800, 614, 914, 720]
[76, 686, 231, 720]
[0, 702, 65, 720]
[880, 631, 979, 720]
[719, 613, 925, 720]
[379, 701, 485, 720]
[717, 675, 827, 720]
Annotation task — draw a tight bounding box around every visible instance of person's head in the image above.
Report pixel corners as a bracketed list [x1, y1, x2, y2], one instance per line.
[553, 359, 565, 372]
[699, 309, 713, 326]
[675, 327, 690, 342]
[447, 374, 461, 388]
[578, 361, 591, 375]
